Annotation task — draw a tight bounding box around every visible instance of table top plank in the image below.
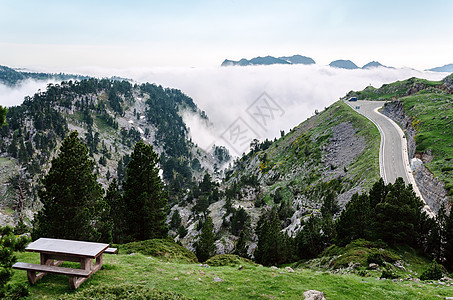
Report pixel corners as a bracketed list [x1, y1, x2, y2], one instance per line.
[26, 238, 109, 258]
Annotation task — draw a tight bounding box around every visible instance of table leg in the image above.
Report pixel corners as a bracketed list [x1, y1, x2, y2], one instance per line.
[69, 275, 86, 290]
[80, 257, 93, 271]
[41, 253, 53, 266]
[27, 253, 54, 284]
[27, 270, 39, 285]
[93, 254, 103, 272]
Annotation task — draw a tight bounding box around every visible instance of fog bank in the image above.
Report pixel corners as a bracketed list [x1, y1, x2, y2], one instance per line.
[4, 65, 449, 156]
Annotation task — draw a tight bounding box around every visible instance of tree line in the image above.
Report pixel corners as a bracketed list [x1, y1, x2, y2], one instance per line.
[251, 178, 453, 271]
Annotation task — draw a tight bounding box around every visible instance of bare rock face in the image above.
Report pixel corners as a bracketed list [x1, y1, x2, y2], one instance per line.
[412, 164, 450, 213]
[303, 290, 326, 300]
[405, 83, 426, 96]
[442, 74, 453, 93]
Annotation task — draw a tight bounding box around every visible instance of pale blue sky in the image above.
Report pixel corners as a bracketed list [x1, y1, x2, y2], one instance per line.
[0, 0, 452, 69]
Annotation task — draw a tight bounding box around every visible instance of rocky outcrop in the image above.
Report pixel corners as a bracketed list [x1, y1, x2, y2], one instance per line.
[381, 101, 450, 213]
[412, 164, 450, 213]
[303, 290, 326, 300]
[442, 74, 453, 93]
[405, 83, 426, 96]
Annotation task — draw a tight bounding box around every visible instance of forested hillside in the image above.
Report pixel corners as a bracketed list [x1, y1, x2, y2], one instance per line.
[0, 77, 229, 226]
[169, 99, 381, 257]
[0, 65, 90, 86]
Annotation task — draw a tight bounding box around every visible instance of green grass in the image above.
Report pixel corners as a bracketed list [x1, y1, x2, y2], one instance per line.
[94, 115, 115, 134]
[10, 250, 453, 299]
[398, 92, 453, 197]
[348, 78, 443, 101]
[205, 254, 257, 267]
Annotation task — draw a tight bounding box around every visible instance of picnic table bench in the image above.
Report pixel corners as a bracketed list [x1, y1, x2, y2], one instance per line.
[13, 238, 117, 289]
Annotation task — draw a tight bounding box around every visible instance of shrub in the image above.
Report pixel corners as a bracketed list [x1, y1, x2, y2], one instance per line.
[420, 260, 443, 281]
[380, 268, 398, 279]
[366, 251, 384, 266]
[118, 237, 197, 263]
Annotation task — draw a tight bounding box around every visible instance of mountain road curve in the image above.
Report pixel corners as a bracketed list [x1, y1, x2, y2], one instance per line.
[345, 100, 434, 216]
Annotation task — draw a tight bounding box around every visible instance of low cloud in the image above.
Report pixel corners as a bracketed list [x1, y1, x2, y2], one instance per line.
[113, 65, 447, 155]
[6, 65, 449, 156]
[0, 79, 57, 107]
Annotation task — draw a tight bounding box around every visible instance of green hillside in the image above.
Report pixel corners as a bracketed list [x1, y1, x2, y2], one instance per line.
[396, 90, 453, 198]
[224, 99, 380, 211]
[347, 77, 443, 101]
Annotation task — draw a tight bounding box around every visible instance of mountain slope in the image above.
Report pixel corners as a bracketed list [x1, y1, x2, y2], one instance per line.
[172, 100, 381, 254]
[0, 77, 229, 225]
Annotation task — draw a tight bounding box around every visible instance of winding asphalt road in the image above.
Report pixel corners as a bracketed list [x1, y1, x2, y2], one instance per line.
[346, 100, 434, 216]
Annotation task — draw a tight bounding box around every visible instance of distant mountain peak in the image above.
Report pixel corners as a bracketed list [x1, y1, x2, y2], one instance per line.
[427, 63, 453, 73]
[362, 61, 386, 69]
[329, 60, 359, 69]
[278, 55, 316, 65]
[221, 54, 315, 67]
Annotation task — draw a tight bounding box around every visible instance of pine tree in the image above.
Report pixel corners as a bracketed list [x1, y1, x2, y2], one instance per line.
[233, 230, 249, 259]
[0, 106, 6, 126]
[254, 209, 294, 266]
[320, 190, 339, 218]
[170, 210, 182, 230]
[231, 207, 250, 235]
[444, 208, 453, 271]
[123, 140, 168, 242]
[375, 178, 427, 246]
[426, 204, 447, 261]
[199, 173, 212, 195]
[194, 195, 209, 215]
[195, 216, 216, 262]
[33, 131, 106, 241]
[335, 193, 373, 245]
[0, 226, 29, 298]
[296, 215, 324, 259]
[104, 179, 124, 243]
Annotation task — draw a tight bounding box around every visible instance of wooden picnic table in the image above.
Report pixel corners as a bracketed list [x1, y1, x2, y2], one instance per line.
[13, 238, 113, 289]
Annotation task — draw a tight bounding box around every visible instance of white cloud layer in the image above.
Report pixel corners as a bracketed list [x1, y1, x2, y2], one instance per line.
[107, 65, 447, 155]
[2, 65, 449, 156]
[0, 79, 57, 107]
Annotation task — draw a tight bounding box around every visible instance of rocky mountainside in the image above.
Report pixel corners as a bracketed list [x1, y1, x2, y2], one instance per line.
[171, 100, 381, 255]
[171, 74, 453, 258]
[0, 77, 230, 225]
